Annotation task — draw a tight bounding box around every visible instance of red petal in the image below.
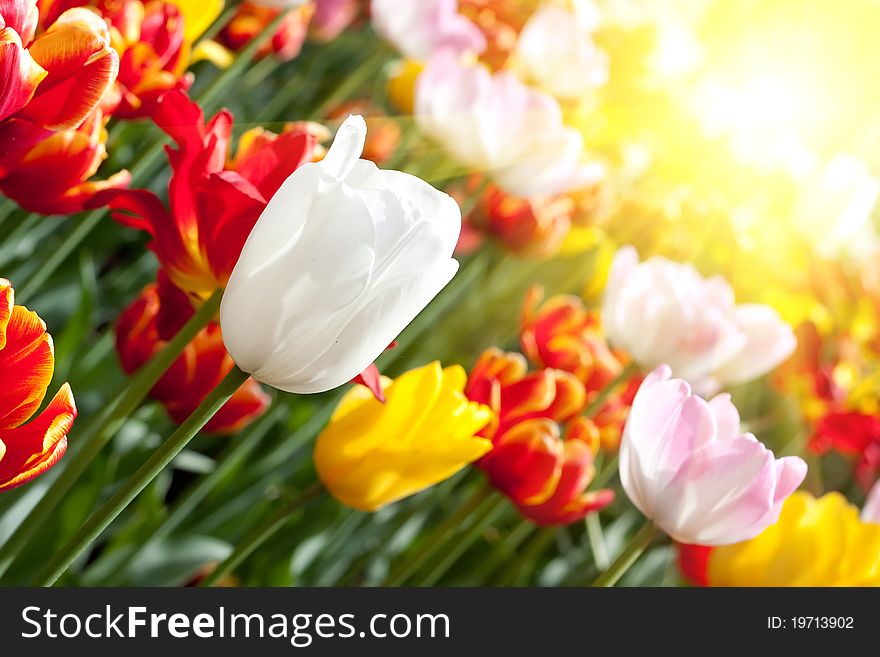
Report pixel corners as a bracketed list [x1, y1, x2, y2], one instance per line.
[232, 129, 314, 200]
[0, 26, 46, 122]
[0, 304, 53, 429]
[352, 363, 386, 403]
[480, 418, 564, 505]
[677, 543, 712, 587]
[0, 0, 39, 45]
[0, 383, 75, 491]
[21, 8, 118, 130]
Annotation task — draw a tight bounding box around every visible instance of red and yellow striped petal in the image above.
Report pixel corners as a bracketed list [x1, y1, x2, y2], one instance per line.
[0, 26, 46, 122]
[481, 417, 564, 506]
[0, 382, 75, 492]
[21, 7, 118, 129]
[0, 294, 54, 430]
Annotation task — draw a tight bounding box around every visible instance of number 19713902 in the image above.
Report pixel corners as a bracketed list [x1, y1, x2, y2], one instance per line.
[768, 617, 854, 629]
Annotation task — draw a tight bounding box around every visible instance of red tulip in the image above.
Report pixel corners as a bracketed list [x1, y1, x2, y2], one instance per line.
[97, 88, 318, 300]
[99, 0, 193, 118]
[677, 543, 712, 587]
[0, 0, 125, 212]
[810, 411, 880, 490]
[116, 272, 270, 434]
[0, 108, 129, 213]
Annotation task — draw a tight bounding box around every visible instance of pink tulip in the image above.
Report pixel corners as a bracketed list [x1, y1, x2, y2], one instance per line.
[416, 53, 602, 198]
[371, 0, 485, 60]
[620, 366, 807, 545]
[311, 0, 361, 42]
[603, 246, 796, 393]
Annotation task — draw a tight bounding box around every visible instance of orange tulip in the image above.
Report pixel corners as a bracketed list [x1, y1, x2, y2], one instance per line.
[521, 285, 622, 389]
[101, 0, 193, 118]
[220, 1, 314, 62]
[520, 286, 641, 451]
[459, 180, 575, 257]
[116, 272, 270, 434]
[0, 0, 125, 212]
[0, 108, 129, 213]
[0, 278, 76, 491]
[465, 347, 613, 525]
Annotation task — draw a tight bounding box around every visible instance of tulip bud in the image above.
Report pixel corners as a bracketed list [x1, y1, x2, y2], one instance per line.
[620, 366, 807, 545]
[220, 115, 462, 394]
[314, 361, 492, 511]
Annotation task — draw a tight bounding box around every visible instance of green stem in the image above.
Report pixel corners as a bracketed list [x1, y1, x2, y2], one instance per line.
[481, 519, 533, 581]
[592, 454, 619, 489]
[583, 361, 639, 418]
[32, 365, 250, 586]
[308, 49, 390, 119]
[199, 481, 325, 587]
[416, 494, 506, 586]
[586, 512, 609, 570]
[458, 176, 490, 218]
[590, 521, 659, 588]
[96, 404, 285, 585]
[383, 482, 492, 586]
[0, 289, 223, 579]
[495, 526, 556, 586]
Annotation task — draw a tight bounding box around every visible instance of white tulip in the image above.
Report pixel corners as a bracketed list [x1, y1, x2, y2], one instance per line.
[416, 53, 602, 198]
[602, 246, 796, 392]
[220, 115, 461, 394]
[515, 2, 609, 100]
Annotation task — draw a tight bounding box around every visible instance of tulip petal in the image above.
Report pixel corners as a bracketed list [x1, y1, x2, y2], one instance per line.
[655, 436, 805, 545]
[314, 361, 492, 511]
[22, 8, 118, 130]
[0, 0, 39, 45]
[712, 304, 797, 386]
[0, 383, 74, 491]
[0, 304, 53, 430]
[0, 26, 46, 122]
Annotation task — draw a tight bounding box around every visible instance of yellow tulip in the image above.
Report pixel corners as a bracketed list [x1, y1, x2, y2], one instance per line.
[709, 492, 880, 586]
[386, 59, 424, 116]
[165, 0, 225, 42]
[313, 362, 493, 512]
